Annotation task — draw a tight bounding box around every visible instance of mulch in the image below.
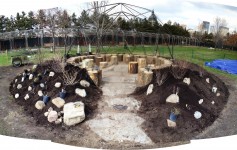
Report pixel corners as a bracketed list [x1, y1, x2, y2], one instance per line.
[131, 60, 229, 143]
[9, 61, 102, 128]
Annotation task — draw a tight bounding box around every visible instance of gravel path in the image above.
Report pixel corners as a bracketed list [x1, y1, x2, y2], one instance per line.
[87, 64, 153, 145]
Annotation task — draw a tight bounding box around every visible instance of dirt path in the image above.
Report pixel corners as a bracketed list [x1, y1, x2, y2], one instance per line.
[87, 64, 153, 145]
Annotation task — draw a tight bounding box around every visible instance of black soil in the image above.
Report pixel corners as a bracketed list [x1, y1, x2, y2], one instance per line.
[9, 61, 102, 128]
[131, 60, 229, 143]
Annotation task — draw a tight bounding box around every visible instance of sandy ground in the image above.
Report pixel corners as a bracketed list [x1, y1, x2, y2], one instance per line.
[0, 63, 237, 149]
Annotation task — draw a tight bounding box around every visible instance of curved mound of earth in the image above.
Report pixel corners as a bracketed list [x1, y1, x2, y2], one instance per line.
[9, 61, 102, 127]
[131, 61, 229, 143]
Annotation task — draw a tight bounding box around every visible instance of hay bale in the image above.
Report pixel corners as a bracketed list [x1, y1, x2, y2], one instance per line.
[100, 62, 108, 69]
[110, 55, 118, 65]
[88, 70, 102, 86]
[137, 58, 146, 68]
[133, 55, 140, 61]
[137, 68, 146, 85]
[124, 54, 133, 64]
[82, 59, 94, 69]
[100, 54, 106, 61]
[146, 56, 155, 64]
[105, 54, 112, 62]
[143, 70, 153, 85]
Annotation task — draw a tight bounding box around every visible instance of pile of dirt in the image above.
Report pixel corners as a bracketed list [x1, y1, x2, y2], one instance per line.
[131, 60, 229, 143]
[9, 61, 102, 127]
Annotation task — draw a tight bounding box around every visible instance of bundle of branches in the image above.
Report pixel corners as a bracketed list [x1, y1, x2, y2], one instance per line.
[170, 60, 189, 79]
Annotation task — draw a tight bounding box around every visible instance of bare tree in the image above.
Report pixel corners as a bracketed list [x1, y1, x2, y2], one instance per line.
[36, 7, 59, 52]
[88, 1, 111, 55]
[57, 9, 72, 58]
[211, 17, 227, 49]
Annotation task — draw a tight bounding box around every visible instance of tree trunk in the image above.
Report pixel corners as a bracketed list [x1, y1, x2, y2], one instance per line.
[95, 56, 103, 66]
[117, 54, 123, 62]
[128, 62, 138, 74]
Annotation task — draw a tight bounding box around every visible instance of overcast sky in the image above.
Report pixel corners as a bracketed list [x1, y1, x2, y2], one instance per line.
[0, 0, 237, 32]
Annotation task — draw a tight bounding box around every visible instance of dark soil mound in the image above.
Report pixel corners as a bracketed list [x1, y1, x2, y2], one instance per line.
[131, 60, 229, 143]
[9, 61, 102, 127]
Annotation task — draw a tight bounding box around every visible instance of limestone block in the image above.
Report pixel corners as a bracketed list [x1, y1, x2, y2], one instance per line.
[166, 94, 179, 103]
[167, 119, 176, 127]
[146, 84, 154, 95]
[183, 77, 191, 85]
[75, 88, 86, 97]
[80, 80, 90, 87]
[47, 110, 58, 123]
[63, 102, 85, 126]
[52, 97, 65, 108]
[35, 101, 45, 110]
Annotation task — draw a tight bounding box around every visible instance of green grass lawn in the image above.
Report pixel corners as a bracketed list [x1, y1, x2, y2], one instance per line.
[1, 45, 237, 79]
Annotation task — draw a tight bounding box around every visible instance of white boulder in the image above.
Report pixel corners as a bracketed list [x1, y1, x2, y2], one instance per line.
[198, 99, 204, 104]
[55, 82, 61, 88]
[15, 93, 19, 99]
[167, 119, 176, 127]
[44, 112, 49, 117]
[40, 83, 45, 88]
[47, 111, 58, 123]
[166, 94, 179, 103]
[212, 87, 217, 93]
[35, 101, 45, 110]
[194, 111, 202, 119]
[48, 107, 53, 112]
[29, 74, 33, 80]
[146, 84, 154, 95]
[80, 80, 90, 87]
[17, 84, 22, 89]
[211, 101, 215, 105]
[28, 86, 32, 91]
[55, 118, 62, 124]
[63, 101, 85, 126]
[32, 65, 37, 70]
[75, 88, 86, 97]
[183, 77, 191, 85]
[206, 78, 210, 83]
[24, 94, 29, 100]
[21, 77, 25, 82]
[52, 97, 65, 108]
[216, 93, 220, 97]
[15, 79, 18, 83]
[49, 72, 55, 77]
[38, 90, 43, 97]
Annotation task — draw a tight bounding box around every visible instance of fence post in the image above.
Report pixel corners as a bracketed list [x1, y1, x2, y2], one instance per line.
[192, 49, 194, 59]
[6, 49, 8, 64]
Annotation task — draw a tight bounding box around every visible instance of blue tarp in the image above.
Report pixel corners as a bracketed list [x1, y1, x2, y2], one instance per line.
[205, 59, 237, 75]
